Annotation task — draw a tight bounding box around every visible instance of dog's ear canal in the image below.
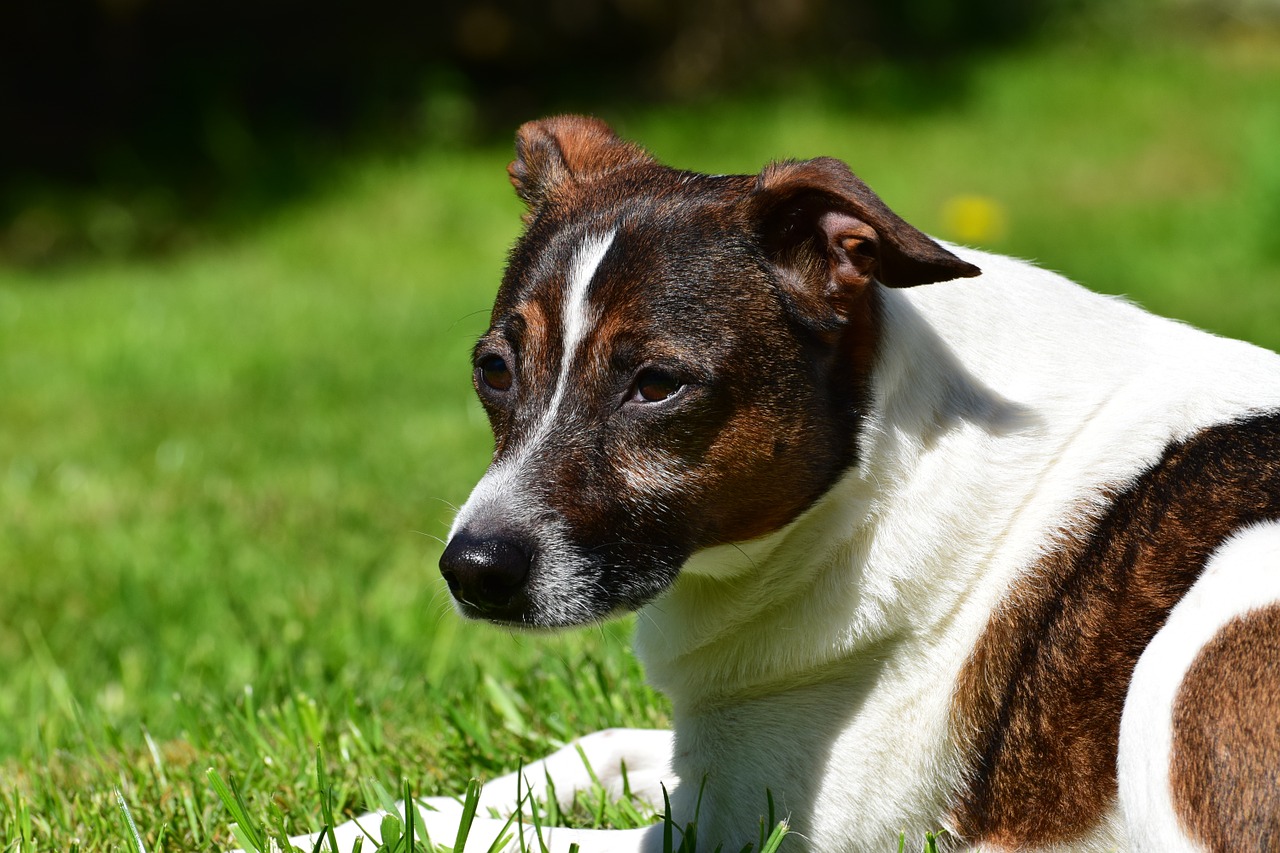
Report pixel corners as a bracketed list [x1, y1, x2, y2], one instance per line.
[750, 158, 981, 318]
[508, 115, 654, 219]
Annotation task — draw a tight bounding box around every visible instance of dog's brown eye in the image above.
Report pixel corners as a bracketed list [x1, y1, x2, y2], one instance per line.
[633, 369, 682, 403]
[478, 355, 512, 391]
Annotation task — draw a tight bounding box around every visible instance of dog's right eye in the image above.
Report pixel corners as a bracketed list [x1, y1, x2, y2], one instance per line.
[477, 355, 513, 392]
[632, 369, 683, 404]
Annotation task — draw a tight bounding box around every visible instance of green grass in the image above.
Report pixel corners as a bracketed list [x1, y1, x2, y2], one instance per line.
[2, 29, 1279, 852]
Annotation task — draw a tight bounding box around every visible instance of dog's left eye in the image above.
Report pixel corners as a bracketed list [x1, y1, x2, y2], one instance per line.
[478, 355, 513, 392]
[631, 369, 683, 403]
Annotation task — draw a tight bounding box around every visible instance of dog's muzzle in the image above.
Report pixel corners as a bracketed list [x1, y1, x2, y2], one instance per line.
[439, 529, 532, 621]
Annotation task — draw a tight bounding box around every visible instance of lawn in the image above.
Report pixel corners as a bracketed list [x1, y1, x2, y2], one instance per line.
[2, 29, 1279, 852]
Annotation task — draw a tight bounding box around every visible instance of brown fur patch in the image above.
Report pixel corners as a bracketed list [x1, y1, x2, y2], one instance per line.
[950, 413, 1280, 847]
[1171, 603, 1280, 851]
[513, 297, 553, 375]
[508, 115, 654, 219]
[752, 158, 980, 287]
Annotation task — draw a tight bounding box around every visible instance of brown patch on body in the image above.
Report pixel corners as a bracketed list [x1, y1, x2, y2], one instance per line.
[1171, 604, 1280, 852]
[950, 413, 1280, 847]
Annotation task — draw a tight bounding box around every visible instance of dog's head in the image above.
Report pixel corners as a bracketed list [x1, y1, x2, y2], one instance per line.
[439, 115, 979, 627]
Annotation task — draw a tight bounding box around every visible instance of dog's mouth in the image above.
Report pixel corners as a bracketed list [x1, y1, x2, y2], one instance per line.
[439, 528, 683, 629]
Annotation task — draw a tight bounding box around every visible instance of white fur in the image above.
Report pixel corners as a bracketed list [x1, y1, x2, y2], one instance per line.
[262, 244, 1280, 852]
[1118, 520, 1280, 852]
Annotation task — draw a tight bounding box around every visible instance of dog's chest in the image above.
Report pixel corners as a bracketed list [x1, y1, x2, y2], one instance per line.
[662, 655, 966, 848]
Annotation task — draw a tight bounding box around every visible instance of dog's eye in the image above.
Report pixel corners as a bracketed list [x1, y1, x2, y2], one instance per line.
[478, 355, 513, 392]
[632, 369, 682, 403]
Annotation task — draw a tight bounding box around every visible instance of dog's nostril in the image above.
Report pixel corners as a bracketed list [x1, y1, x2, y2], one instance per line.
[439, 532, 531, 615]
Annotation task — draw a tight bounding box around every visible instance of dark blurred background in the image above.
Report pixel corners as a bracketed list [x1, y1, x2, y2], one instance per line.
[1, 0, 1108, 267]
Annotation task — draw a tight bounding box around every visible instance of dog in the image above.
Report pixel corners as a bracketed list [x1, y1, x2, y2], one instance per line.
[279, 116, 1280, 853]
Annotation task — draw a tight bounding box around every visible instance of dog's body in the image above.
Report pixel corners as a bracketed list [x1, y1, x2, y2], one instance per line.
[283, 117, 1280, 853]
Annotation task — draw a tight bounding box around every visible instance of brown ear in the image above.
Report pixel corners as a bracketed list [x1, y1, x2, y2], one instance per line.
[750, 158, 980, 315]
[508, 115, 654, 218]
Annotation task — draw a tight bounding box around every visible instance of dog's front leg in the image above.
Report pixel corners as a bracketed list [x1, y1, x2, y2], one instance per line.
[284, 810, 665, 853]
[461, 727, 675, 815]
[273, 728, 675, 852]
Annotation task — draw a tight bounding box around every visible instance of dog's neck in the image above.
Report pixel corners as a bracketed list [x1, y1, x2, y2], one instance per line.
[634, 285, 1038, 709]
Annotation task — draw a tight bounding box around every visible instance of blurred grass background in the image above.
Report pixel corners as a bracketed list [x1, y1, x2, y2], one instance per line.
[2, 0, 1280, 849]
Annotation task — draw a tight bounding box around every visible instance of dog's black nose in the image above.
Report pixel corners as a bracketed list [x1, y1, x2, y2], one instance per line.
[439, 531, 531, 618]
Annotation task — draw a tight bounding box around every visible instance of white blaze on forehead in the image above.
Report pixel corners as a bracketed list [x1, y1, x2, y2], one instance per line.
[559, 231, 616, 385]
[448, 229, 616, 539]
[542, 229, 616, 425]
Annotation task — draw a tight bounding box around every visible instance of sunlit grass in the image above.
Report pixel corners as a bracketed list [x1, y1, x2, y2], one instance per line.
[1, 30, 1278, 851]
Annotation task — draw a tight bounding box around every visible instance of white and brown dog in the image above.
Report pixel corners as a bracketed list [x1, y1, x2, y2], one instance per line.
[290, 116, 1280, 853]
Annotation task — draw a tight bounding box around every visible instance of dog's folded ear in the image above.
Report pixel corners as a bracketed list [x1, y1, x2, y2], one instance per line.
[750, 158, 981, 318]
[508, 116, 654, 219]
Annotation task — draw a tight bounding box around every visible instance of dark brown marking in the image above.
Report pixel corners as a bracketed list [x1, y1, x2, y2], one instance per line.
[950, 413, 1280, 847]
[1171, 604, 1280, 852]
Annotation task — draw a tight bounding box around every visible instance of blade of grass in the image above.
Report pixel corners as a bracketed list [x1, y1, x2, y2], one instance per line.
[403, 780, 416, 853]
[454, 779, 482, 852]
[116, 788, 148, 853]
[316, 746, 341, 853]
[483, 674, 530, 739]
[208, 769, 265, 852]
[446, 705, 495, 755]
[380, 813, 403, 852]
[483, 804, 521, 853]
[662, 786, 674, 853]
[543, 769, 560, 828]
[758, 819, 788, 853]
[515, 762, 526, 853]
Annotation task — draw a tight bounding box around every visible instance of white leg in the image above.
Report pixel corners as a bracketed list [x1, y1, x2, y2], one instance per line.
[262, 728, 675, 853]
[281, 810, 665, 853]
[468, 727, 675, 814]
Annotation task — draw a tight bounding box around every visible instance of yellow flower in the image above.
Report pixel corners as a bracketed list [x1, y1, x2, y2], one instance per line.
[942, 195, 1007, 245]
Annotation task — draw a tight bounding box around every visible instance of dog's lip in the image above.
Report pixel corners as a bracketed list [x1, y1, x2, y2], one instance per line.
[454, 595, 652, 630]
[451, 586, 532, 625]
